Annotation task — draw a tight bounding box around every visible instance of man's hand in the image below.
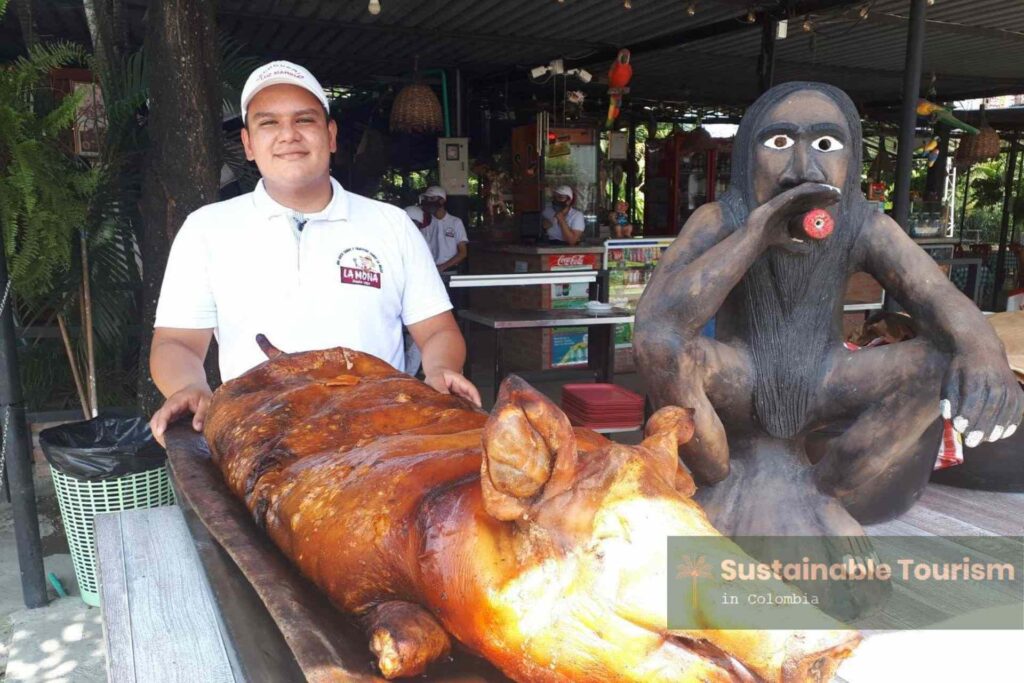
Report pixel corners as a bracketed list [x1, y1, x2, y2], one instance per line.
[941, 350, 1024, 447]
[149, 382, 213, 447]
[425, 368, 482, 407]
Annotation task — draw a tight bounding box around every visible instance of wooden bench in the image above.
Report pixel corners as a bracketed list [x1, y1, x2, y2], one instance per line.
[95, 506, 238, 682]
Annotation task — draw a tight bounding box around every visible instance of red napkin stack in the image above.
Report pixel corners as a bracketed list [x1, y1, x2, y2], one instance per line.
[561, 384, 644, 430]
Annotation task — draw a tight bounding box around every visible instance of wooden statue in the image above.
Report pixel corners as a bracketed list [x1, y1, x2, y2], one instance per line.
[634, 82, 1023, 543]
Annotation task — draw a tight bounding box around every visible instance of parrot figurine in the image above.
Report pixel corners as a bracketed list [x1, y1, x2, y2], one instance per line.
[913, 135, 942, 167]
[917, 99, 980, 135]
[605, 48, 633, 129]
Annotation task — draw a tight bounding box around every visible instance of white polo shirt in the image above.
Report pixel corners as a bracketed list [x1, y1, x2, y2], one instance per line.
[541, 206, 586, 242]
[154, 178, 452, 381]
[428, 213, 468, 267]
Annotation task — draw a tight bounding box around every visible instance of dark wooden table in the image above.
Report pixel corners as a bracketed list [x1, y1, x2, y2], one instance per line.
[457, 307, 635, 402]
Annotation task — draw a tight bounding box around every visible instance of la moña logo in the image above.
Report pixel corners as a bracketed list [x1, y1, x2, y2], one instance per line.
[337, 247, 383, 289]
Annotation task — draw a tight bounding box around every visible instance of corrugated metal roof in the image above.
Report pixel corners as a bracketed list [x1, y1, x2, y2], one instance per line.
[683, 0, 1024, 103]
[2, 0, 1022, 107]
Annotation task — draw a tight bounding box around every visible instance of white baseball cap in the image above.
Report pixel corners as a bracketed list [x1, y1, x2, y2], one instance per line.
[553, 185, 574, 200]
[420, 186, 447, 201]
[240, 61, 329, 123]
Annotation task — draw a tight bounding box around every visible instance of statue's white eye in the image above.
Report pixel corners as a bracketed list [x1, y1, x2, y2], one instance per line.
[812, 135, 844, 152]
[763, 134, 794, 150]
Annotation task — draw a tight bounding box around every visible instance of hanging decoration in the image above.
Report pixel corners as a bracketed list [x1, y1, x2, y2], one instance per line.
[390, 57, 443, 134]
[913, 135, 942, 168]
[916, 99, 979, 135]
[605, 49, 633, 129]
[390, 83, 443, 133]
[954, 104, 1001, 169]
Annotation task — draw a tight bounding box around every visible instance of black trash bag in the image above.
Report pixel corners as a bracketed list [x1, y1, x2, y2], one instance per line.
[39, 416, 166, 482]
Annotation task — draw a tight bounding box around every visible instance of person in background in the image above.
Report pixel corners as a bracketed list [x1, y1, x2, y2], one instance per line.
[402, 205, 439, 376]
[541, 185, 585, 246]
[608, 199, 633, 238]
[419, 186, 468, 274]
[405, 204, 439, 259]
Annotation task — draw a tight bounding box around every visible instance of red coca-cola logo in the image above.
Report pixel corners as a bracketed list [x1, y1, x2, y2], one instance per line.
[555, 255, 586, 267]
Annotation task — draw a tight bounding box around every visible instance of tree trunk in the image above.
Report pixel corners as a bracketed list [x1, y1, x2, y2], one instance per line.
[12, 0, 36, 50]
[82, 0, 127, 102]
[137, 0, 221, 415]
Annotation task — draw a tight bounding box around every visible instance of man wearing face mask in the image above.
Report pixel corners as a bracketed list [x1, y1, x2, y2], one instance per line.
[405, 205, 439, 260]
[419, 186, 468, 274]
[541, 185, 585, 246]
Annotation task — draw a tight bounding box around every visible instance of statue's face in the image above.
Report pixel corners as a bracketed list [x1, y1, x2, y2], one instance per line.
[752, 90, 850, 206]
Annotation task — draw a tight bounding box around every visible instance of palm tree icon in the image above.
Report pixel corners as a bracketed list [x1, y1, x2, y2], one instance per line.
[676, 555, 712, 609]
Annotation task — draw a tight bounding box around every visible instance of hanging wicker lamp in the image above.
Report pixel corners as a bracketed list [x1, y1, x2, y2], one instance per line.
[954, 104, 1001, 169]
[390, 83, 443, 134]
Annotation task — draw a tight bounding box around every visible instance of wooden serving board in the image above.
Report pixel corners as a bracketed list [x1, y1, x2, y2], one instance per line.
[164, 424, 511, 683]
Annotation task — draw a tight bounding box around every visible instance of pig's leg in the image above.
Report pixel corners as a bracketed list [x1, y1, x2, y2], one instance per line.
[641, 406, 699, 496]
[635, 332, 755, 485]
[361, 601, 451, 679]
[807, 339, 947, 520]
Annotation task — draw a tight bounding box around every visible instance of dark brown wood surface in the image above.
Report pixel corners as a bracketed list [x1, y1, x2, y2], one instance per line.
[165, 423, 511, 683]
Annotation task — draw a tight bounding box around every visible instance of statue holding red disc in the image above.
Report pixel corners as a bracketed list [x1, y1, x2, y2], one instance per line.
[634, 82, 1022, 545]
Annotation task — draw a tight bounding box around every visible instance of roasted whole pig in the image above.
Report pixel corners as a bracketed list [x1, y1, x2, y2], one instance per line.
[205, 337, 860, 682]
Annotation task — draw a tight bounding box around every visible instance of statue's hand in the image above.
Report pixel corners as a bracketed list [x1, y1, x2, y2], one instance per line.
[748, 182, 842, 246]
[941, 350, 1023, 447]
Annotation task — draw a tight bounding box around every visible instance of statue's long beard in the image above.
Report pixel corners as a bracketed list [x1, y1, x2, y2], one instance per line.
[742, 243, 845, 439]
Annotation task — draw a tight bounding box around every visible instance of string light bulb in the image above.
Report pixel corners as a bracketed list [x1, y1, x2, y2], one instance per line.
[623, 0, 632, 9]
[687, 1, 697, 16]
[802, 17, 813, 32]
[859, 5, 869, 19]
[368, 0, 381, 15]
[746, 8, 757, 23]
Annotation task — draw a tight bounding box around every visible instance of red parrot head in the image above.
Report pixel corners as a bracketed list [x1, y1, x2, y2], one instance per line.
[608, 49, 633, 89]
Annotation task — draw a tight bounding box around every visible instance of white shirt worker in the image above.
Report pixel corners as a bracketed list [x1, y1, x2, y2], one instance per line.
[540, 206, 586, 242]
[430, 213, 468, 270]
[155, 177, 452, 380]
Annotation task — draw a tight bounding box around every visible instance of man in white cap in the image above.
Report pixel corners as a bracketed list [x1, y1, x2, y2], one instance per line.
[148, 61, 480, 445]
[401, 205, 439, 375]
[404, 204, 439, 261]
[419, 185, 468, 273]
[541, 185, 586, 246]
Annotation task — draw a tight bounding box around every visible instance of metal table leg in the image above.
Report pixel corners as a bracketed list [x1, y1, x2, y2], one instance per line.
[588, 323, 616, 384]
[493, 328, 504, 404]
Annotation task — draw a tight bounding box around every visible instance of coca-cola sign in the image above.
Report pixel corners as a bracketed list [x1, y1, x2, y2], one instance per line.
[548, 253, 597, 270]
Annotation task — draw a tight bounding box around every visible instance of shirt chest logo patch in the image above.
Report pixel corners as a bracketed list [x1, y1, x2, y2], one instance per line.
[337, 247, 383, 289]
[444, 227, 456, 238]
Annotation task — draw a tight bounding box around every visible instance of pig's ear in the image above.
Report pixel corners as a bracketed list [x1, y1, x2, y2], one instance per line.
[481, 375, 578, 521]
[641, 406, 697, 496]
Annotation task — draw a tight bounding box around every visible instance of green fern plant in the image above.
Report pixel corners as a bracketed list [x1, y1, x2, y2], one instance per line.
[0, 34, 97, 303]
